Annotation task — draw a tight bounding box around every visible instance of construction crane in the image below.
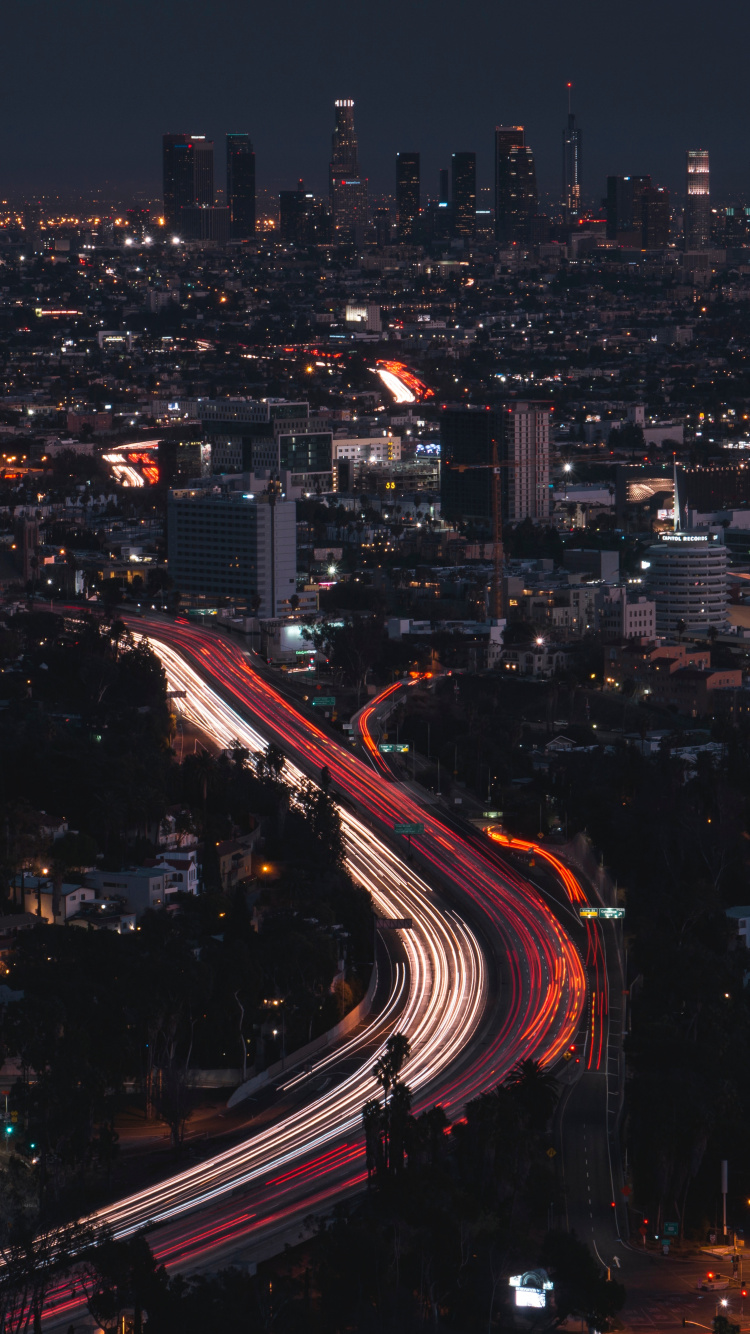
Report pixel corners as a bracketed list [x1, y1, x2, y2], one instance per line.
[444, 438, 516, 622]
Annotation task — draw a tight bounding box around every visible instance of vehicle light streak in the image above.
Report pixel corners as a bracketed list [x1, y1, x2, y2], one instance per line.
[78, 618, 587, 1275]
[487, 830, 607, 1070]
[373, 367, 416, 403]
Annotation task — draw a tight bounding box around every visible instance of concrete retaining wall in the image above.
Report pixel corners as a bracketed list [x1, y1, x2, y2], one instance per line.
[227, 962, 378, 1109]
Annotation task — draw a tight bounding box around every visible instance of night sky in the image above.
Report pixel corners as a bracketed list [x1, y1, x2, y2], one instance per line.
[5, 0, 750, 204]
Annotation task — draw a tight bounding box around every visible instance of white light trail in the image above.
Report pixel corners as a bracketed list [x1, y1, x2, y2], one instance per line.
[97, 637, 486, 1237]
[374, 367, 416, 403]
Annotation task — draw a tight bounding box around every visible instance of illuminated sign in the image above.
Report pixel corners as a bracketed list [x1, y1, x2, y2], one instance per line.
[599, 907, 625, 919]
[509, 1272, 554, 1309]
[659, 532, 717, 543]
[516, 1289, 546, 1309]
[379, 743, 410, 753]
[579, 907, 599, 918]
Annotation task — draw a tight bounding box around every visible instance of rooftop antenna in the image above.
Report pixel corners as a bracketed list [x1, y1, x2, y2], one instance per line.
[673, 453, 680, 531]
[567, 81, 572, 116]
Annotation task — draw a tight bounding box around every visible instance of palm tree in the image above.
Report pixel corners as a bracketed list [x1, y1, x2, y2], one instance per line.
[388, 1080, 412, 1176]
[372, 1032, 411, 1107]
[371, 1033, 412, 1175]
[362, 1099, 383, 1183]
[506, 1058, 559, 1132]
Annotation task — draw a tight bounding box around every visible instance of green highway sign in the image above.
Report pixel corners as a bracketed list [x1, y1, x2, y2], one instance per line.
[483, 810, 503, 819]
[663, 1221, 679, 1237]
[312, 697, 335, 707]
[394, 822, 424, 836]
[599, 907, 625, 920]
[379, 743, 410, 753]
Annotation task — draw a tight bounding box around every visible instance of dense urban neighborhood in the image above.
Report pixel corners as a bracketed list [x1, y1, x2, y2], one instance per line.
[2, 14, 750, 1328]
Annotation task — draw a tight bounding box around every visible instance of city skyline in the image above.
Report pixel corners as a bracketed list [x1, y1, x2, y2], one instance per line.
[2, 0, 750, 201]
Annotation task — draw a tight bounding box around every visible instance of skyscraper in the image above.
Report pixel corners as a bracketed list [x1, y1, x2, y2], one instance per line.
[226, 133, 255, 239]
[501, 403, 551, 523]
[685, 149, 710, 250]
[451, 152, 476, 237]
[162, 134, 215, 231]
[495, 128, 538, 245]
[329, 99, 368, 236]
[163, 133, 192, 230]
[561, 87, 582, 221]
[642, 186, 671, 249]
[440, 403, 550, 524]
[606, 175, 651, 243]
[193, 138, 214, 205]
[396, 152, 420, 241]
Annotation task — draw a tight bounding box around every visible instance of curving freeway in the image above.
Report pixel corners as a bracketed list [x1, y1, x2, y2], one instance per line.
[47, 615, 590, 1300]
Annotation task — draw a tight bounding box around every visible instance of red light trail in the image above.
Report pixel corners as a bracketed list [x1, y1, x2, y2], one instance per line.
[41, 616, 588, 1309]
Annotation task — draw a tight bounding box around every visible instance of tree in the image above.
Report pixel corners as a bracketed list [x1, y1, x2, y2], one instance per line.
[256, 742, 285, 783]
[151, 1064, 192, 1152]
[372, 1032, 411, 1108]
[0, 1159, 95, 1334]
[307, 615, 384, 703]
[362, 1098, 384, 1183]
[371, 1033, 412, 1176]
[505, 1058, 559, 1132]
[77, 1232, 170, 1334]
[542, 1230, 625, 1329]
[296, 779, 345, 867]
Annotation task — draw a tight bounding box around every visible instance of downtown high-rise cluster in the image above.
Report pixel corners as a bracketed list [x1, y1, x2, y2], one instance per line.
[161, 97, 719, 253]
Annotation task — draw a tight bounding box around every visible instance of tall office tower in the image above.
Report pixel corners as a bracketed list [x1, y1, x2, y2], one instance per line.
[439, 168, 450, 203]
[642, 186, 671, 249]
[451, 152, 476, 236]
[226, 133, 255, 239]
[495, 127, 538, 245]
[441, 407, 498, 524]
[724, 205, 750, 247]
[167, 486, 297, 618]
[329, 99, 368, 235]
[606, 175, 651, 243]
[162, 134, 215, 230]
[191, 137, 214, 205]
[396, 152, 420, 240]
[561, 89, 582, 220]
[279, 180, 307, 244]
[501, 402, 551, 522]
[163, 133, 192, 229]
[279, 180, 330, 245]
[373, 206, 392, 246]
[440, 403, 550, 524]
[685, 149, 710, 249]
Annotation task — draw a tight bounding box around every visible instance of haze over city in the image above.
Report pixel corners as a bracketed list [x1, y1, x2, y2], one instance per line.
[4, 0, 750, 199]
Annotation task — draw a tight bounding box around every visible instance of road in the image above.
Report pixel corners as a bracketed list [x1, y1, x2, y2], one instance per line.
[108, 622, 585, 1233]
[41, 613, 590, 1324]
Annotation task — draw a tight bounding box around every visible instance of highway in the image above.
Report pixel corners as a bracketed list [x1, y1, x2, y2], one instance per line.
[45, 615, 589, 1300]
